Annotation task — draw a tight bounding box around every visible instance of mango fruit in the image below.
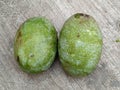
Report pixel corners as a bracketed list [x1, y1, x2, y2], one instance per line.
[58, 13, 103, 76]
[14, 17, 57, 73]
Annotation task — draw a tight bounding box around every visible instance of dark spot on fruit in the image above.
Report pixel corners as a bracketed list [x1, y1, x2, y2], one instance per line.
[29, 53, 34, 57]
[74, 13, 81, 18]
[18, 30, 22, 37]
[74, 13, 90, 18]
[77, 33, 80, 37]
[17, 56, 19, 62]
[79, 13, 84, 16]
[84, 14, 89, 18]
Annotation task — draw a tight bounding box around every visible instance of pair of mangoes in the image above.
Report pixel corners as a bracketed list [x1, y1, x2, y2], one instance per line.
[14, 13, 103, 76]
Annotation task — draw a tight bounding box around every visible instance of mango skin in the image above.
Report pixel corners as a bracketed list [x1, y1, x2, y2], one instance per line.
[58, 13, 103, 76]
[14, 17, 57, 73]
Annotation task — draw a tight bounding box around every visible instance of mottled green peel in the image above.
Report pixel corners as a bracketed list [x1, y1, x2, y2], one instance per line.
[58, 13, 103, 76]
[14, 17, 57, 73]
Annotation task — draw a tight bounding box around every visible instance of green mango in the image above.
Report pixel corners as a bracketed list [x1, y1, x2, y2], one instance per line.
[14, 17, 57, 73]
[58, 13, 103, 76]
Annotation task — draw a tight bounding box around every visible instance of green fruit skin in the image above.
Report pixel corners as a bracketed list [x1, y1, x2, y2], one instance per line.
[14, 17, 57, 73]
[58, 13, 103, 76]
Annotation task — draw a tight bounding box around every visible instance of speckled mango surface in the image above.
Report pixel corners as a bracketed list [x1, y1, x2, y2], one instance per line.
[14, 17, 57, 73]
[58, 13, 103, 76]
